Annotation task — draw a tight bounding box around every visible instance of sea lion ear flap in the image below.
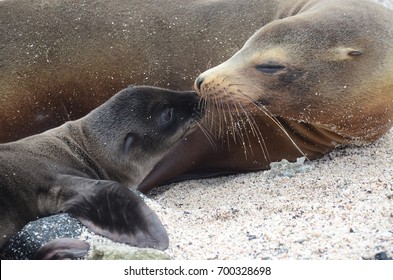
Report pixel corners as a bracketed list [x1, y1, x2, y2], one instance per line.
[347, 49, 363, 57]
[332, 47, 363, 60]
[124, 133, 136, 154]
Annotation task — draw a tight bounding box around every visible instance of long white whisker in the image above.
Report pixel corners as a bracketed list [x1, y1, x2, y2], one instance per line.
[236, 97, 270, 161]
[238, 91, 308, 160]
[223, 91, 237, 144]
[227, 91, 251, 159]
[196, 121, 217, 151]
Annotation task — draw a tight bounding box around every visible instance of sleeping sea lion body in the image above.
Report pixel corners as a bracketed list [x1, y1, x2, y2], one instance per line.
[138, 0, 393, 191]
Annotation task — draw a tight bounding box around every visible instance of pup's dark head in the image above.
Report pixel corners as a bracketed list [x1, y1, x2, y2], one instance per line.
[84, 86, 202, 186]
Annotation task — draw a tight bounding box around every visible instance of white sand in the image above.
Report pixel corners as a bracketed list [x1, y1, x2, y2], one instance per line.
[141, 129, 393, 260]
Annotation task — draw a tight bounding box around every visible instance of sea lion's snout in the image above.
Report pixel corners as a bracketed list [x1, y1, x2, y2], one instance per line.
[174, 90, 204, 121]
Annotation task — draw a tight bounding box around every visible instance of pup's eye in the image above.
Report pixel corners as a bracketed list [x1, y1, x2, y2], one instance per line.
[160, 107, 174, 125]
[256, 64, 286, 74]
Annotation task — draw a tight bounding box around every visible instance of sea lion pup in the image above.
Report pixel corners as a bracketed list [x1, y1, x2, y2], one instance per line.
[0, 86, 201, 259]
[137, 0, 393, 192]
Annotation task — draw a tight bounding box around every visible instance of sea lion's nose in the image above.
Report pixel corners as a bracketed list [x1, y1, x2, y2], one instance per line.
[194, 75, 204, 92]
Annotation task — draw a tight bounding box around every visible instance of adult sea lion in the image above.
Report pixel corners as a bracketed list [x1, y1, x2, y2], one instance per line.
[0, 86, 201, 259]
[1, 0, 392, 193]
[137, 0, 393, 192]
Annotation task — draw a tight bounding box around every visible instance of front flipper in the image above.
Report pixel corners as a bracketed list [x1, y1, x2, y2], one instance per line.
[34, 238, 90, 260]
[58, 175, 169, 250]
